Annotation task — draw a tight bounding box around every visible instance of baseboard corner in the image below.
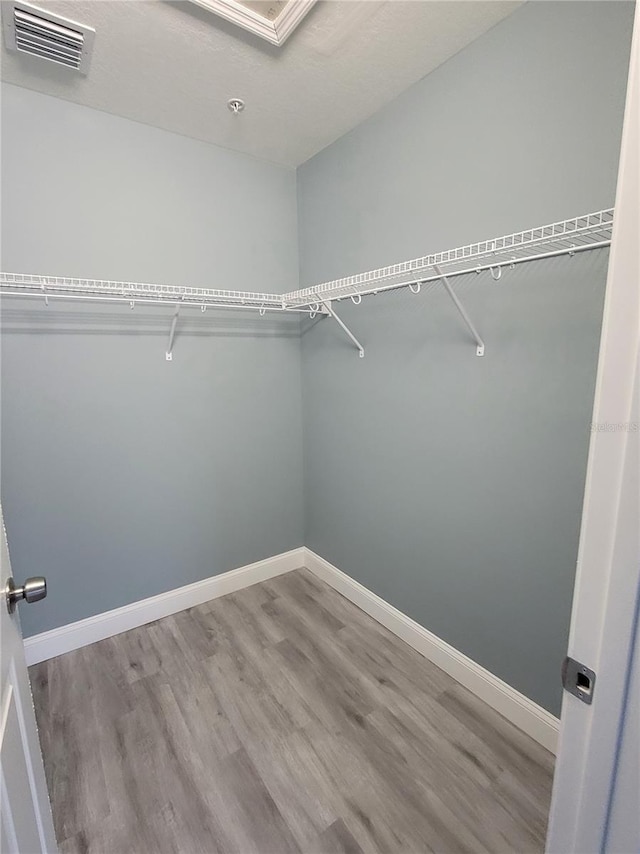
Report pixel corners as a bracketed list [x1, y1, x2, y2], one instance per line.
[24, 546, 306, 666]
[303, 547, 560, 754]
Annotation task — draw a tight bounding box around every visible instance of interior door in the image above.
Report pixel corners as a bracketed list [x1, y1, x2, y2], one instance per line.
[0, 505, 57, 853]
[545, 3, 639, 851]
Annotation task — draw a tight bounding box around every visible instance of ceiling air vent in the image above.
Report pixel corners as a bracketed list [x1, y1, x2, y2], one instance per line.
[3, 2, 95, 74]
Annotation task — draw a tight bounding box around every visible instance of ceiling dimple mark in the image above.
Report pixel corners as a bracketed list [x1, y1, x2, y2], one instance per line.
[0, 0, 522, 166]
[237, 1, 289, 22]
[307, 1, 386, 58]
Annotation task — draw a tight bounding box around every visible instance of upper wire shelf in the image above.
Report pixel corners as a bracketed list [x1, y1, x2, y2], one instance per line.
[0, 208, 614, 313]
[283, 208, 614, 308]
[0, 208, 614, 359]
[0, 273, 297, 313]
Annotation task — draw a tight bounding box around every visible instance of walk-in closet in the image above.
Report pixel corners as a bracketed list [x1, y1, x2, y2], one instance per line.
[1, 1, 638, 852]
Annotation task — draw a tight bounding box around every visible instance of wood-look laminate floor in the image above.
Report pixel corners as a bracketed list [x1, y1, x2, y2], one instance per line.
[30, 569, 554, 854]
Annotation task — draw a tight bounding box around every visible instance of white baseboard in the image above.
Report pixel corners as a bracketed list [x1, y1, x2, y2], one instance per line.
[25, 544, 559, 754]
[24, 548, 306, 666]
[304, 548, 560, 755]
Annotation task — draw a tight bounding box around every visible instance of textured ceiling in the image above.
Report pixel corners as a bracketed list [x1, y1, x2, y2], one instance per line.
[0, 0, 521, 166]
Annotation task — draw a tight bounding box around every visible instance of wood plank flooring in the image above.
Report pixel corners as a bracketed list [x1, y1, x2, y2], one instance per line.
[30, 568, 554, 854]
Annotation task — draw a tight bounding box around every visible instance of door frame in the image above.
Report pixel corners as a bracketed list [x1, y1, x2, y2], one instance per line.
[545, 3, 640, 850]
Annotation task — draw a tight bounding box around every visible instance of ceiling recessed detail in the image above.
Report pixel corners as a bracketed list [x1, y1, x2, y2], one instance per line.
[188, 0, 316, 46]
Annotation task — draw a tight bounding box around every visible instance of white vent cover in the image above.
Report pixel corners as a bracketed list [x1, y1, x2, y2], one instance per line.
[3, 2, 95, 74]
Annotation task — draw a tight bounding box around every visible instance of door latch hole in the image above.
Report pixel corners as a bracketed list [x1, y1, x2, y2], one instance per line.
[576, 671, 592, 695]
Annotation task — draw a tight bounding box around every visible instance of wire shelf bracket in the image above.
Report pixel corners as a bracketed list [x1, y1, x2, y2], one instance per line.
[166, 304, 181, 361]
[433, 264, 485, 357]
[322, 301, 365, 358]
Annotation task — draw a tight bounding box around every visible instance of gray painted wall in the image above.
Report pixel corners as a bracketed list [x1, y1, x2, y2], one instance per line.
[1, 84, 304, 636]
[298, 1, 634, 715]
[0, 1, 633, 715]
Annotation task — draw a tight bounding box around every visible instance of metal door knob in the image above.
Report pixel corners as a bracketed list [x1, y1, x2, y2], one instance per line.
[5, 576, 47, 614]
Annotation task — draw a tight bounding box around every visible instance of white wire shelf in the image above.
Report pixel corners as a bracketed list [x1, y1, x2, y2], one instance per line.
[283, 208, 614, 308]
[0, 273, 303, 314]
[0, 208, 613, 313]
[0, 208, 614, 359]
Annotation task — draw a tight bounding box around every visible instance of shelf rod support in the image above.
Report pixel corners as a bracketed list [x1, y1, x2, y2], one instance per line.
[321, 301, 364, 358]
[166, 304, 180, 361]
[433, 264, 485, 357]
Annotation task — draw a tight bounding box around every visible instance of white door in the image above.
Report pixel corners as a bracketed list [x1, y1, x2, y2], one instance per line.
[546, 2, 640, 851]
[0, 506, 57, 853]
